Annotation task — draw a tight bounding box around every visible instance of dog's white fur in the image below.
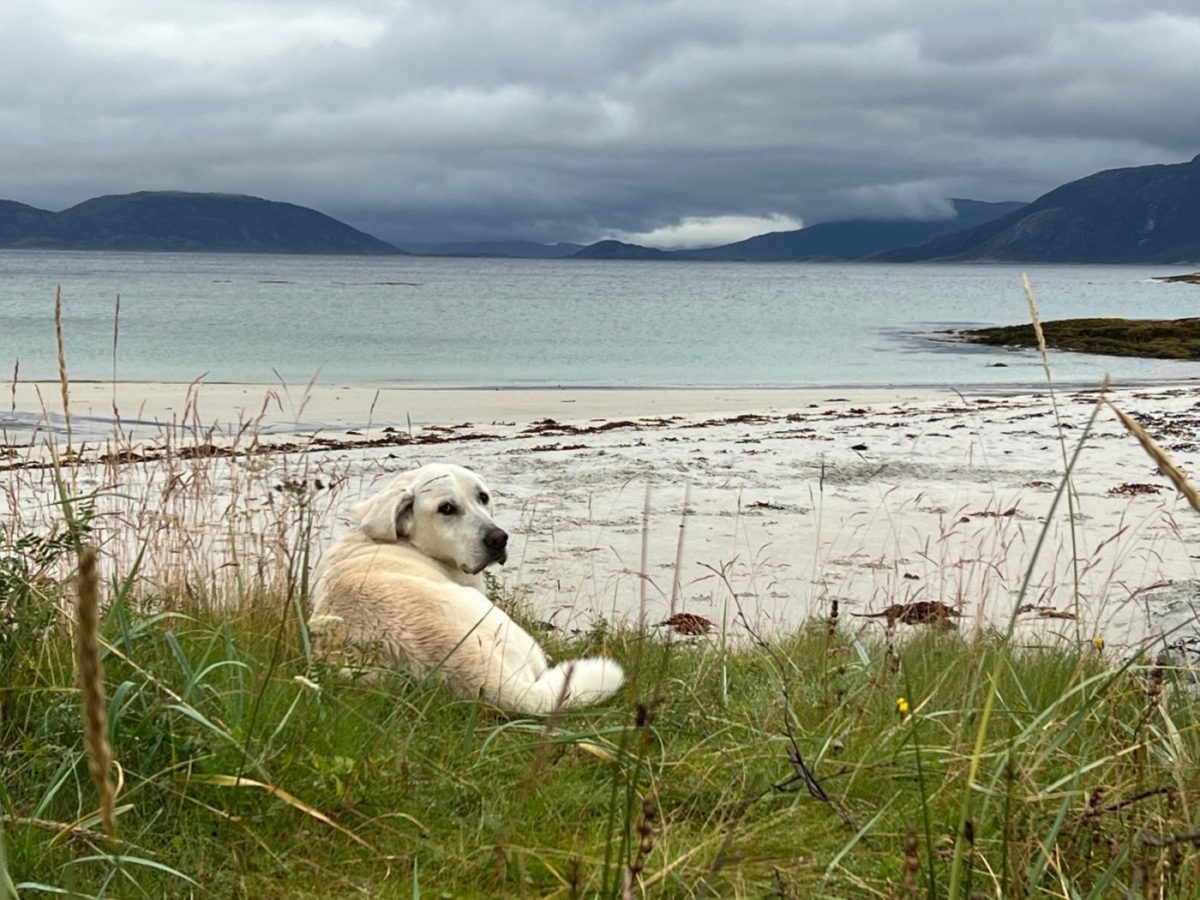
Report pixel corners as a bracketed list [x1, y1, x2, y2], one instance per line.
[309, 463, 625, 715]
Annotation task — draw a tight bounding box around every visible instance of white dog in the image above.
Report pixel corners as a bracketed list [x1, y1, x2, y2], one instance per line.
[309, 463, 625, 715]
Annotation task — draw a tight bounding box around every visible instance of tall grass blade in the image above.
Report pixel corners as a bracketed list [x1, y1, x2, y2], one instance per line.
[53, 286, 72, 453]
[817, 800, 892, 892]
[183, 775, 375, 850]
[64, 854, 199, 887]
[1022, 273, 1084, 631]
[0, 817, 16, 900]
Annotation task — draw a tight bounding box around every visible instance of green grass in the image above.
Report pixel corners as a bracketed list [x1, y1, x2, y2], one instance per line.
[962, 317, 1200, 360]
[2, 539, 1198, 898]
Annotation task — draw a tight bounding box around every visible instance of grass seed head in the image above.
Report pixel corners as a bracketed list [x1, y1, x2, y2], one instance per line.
[75, 545, 117, 842]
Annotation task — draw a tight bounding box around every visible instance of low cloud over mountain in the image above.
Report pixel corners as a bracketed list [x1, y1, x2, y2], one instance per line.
[2, 2, 1198, 244]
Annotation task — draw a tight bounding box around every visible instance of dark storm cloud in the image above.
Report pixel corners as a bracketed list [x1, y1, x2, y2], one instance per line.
[1, 1, 1197, 245]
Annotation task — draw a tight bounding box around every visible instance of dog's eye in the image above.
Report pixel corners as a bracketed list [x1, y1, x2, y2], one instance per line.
[437, 501, 459, 516]
[478, 492, 490, 505]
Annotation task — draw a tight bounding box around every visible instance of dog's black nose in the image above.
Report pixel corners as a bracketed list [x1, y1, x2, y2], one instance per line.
[484, 527, 509, 558]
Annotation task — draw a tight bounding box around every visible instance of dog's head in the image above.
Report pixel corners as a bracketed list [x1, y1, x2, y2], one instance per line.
[352, 463, 508, 575]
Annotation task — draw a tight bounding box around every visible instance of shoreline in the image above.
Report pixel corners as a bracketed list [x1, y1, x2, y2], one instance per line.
[8, 376, 1200, 439]
[1, 381, 971, 444]
[15, 372, 1200, 389]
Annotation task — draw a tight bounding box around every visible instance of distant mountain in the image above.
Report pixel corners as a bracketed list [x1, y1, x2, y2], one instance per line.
[0, 191, 403, 254]
[573, 240, 670, 260]
[679, 200, 1026, 261]
[571, 199, 1025, 261]
[878, 155, 1200, 263]
[0, 199, 58, 243]
[403, 240, 584, 258]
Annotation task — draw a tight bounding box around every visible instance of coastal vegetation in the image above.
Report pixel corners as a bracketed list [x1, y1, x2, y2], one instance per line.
[2, 528, 1198, 897]
[962, 316, 1200, 361]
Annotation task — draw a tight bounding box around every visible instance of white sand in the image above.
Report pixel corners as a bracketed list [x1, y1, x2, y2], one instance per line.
[4, 379, 1199, 658]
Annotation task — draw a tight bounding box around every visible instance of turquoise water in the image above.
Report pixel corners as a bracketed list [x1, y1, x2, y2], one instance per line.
[0, 250, 1197, 387]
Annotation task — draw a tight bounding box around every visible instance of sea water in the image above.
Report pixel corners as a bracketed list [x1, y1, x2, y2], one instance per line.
[0, 250, 1197, 388]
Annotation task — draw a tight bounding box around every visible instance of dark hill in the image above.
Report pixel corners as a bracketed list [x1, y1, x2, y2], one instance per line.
[0, 200, 59, 244]
[405, 240, 584, 258]
[878, 156, 1200, 263]
[0, 191, 402, 254]
[573, 240, 670, 260]
[678, 199, 1025, 261]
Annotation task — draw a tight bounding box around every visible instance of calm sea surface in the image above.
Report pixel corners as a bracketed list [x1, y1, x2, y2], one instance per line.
[1, 250, 1197, 388]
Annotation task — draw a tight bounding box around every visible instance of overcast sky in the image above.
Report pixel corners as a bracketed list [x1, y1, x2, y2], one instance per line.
[2, 1, 1198, 247]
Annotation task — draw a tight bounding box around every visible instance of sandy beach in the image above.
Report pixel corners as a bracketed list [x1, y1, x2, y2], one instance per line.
[4, 379, 1200, 658]
[3, 379, 948, 438]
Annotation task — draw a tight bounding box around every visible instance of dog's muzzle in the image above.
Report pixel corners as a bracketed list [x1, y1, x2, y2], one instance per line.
[483, 526, 509, 565]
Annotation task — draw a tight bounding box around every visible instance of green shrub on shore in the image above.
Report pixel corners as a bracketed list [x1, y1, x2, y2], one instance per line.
[962, 317, 1200, 360]
[1153, 273, 1200, 285]
[1, 542, 1197, 898]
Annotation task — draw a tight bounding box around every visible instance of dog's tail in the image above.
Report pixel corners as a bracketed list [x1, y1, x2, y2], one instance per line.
[502, 656, 625, 716]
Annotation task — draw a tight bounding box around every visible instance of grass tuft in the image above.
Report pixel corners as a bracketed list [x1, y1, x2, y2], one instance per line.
[4, 565, 1197, 897]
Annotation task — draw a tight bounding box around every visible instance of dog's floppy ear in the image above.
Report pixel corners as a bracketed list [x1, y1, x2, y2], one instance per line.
[352, 487, 415, 541]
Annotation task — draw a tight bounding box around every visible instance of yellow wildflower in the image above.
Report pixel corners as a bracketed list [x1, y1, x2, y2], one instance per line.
[896, 696, 910, 716]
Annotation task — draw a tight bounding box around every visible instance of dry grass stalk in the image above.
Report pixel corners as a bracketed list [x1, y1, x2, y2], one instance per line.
[902, 820, 921, 896]
[1023, 272, 1094, 636]
[626, 788, 658, 889]
[638, 483, 652, 624]
[668, 480, 691, 618]
[75, 545, 117, 841]
[1106, 400, 1200, 514]
[1021, 273, 1052, 383]
[111, 293, 121, 426]
[53, 286, 73, 453]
